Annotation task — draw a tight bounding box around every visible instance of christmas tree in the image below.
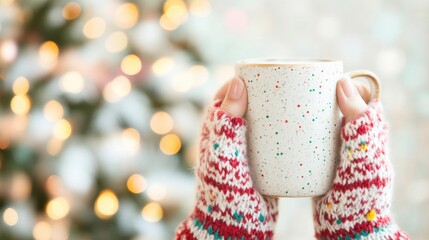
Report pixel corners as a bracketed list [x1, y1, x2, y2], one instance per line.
[0, 0, 217, 239]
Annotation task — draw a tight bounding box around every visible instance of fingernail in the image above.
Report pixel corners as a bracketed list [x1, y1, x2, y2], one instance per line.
[228, 78, 244, 100]
[340, 76, 357, 98]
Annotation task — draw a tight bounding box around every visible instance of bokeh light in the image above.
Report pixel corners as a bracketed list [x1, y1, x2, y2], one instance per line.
[0, 39, 18, 63]
[10, 94, 31, 115]
[45, 175, 62, 196]
[190, 0, 211, 16]
[33, 221, 52, 240]
[114, 3, 139, 29]
[94, 189, 119, 219]
[83, 17, 106, 39]
[47, 137, 64, 156]
[122, 128, 141, 154]
[141, 202, 163, 222]
[52, 119, 72, 140]
[9, 172, 32, 201]
[60, 71, 85, 94]
[12, 76, 30, 95]
[46, 197, 70, 220]
[39, 41, 59, 66]
[159, 133, 181, 155]
[105, 31, 128, 53]
[3, 208, 18, 226]
[62, 2, 81, 20]
[120, 54, 142, 75]
[147, 184, 167, 201]
[150, 111, 174, 135]
[151, 57, 175, 76]
[127, 174, 147, 194]
[44, 100, 64, 122]
[103, 75, 132, 102]
[188, 65, 209, 86]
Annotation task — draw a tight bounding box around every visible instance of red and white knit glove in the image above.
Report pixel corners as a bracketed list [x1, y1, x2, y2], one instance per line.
[176, 101, 278, 240]
[313, 100, 410, 240]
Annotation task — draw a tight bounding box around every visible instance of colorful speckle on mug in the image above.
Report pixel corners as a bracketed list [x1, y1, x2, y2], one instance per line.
[236, 60, 342, 197]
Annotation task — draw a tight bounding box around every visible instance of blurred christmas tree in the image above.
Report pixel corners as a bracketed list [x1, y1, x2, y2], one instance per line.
[0, 0, 219, 239]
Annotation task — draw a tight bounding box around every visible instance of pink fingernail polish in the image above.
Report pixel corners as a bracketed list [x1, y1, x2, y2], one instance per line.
[228, 78, 244, 100]
[340, 76, 356, 98]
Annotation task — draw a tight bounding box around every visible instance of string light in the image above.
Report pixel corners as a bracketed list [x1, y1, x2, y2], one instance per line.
[33, 221, 52, 240]
[39, 41, 59, 67]
[12, 77, 30, 95]
[114, 3, 139, 29]
[159, 133, 181, 155]
[94, 189, 119, 219]
[147, 184, 167, 201]
[10, 94, 31, 115]
[127, 174, 147, 194]
[151, 57, 175, 76]
[52, 119, 72, 140]
[0, 39, 18, 63]
[10, 172, 31, 201]
[105, 31, 128, 53]
[47, 137, 64, 156]
[60, 71, 84, 94]
[122, 128, 140, 155]
[83, 17, 106, 39]
[141, 202, 163, 222]
[160, 0, 188, 31]
[190, 0, 211, 16]
[44, 100, 64, 122]
[150, 111, 174, 135]
[46, 197, 70, 220]
[120, 54, 142, 75]
[62, 2, 81, 20]
[45, 175, 62, 196]
[3, 208, 18, 226]
[103, 76, 132, 102]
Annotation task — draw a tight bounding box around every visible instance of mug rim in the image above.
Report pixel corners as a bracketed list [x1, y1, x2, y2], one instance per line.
[236, 58, 342, 67]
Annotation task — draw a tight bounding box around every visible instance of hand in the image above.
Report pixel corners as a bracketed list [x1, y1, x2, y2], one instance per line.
[216, 76, 371, 120]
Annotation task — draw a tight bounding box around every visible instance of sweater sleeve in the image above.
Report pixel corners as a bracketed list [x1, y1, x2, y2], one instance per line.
[312, 100, 410, 240]
[175, 101, 278, 240]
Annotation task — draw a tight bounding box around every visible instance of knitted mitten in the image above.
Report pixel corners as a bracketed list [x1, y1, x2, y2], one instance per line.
[313, 100, 410, 240]
[176, 101, 278, 240]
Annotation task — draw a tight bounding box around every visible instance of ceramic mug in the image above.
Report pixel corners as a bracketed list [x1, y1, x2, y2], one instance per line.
[235, 59, 380, 197]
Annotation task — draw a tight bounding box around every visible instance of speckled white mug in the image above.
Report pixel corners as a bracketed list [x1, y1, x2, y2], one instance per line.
[236, 59, 380, 197]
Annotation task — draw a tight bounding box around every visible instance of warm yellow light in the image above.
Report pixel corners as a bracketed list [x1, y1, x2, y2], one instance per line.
[120, 54, 142, 75]
[39, 41, 59, 64]
[103, 76, 132, 102]
[62, 2, 81, 20]
[12, 77, 30, 95]
[190, 0, 211, 16]
[53, 119, 72, 140]
[127, 174, 147, 194]
[105, 31, 128, 53]
[165, 5, 188, 23]
[83, 17, 106, 39]
[159, 133, 181, 155]
[122, 128, 140, 152]
[114, 3, 139, 29]
[47, 137, 64, 156]
[163, 0, 187, 13]
[0, 39, 18, 63]
[188, 65, 209, 86]
[3, 208, 18, 226]
[147, 184, 167, 201]
[60, 71, 84, 94]
[10, 172, 31, 201]
[10, 95, 31, 115]
[141, 202, 163, 222]
[94, 189, 119, 219]
[150, 111, 174, 135]
[33, 221, 52, 240]
[171, 72, 193, 92]
[46, 197, 69, 220]
[151, 57, 175, 76]
[159, 14, 180, 31]
[44, 100, 64, 122]
[45, 175, 62, 196]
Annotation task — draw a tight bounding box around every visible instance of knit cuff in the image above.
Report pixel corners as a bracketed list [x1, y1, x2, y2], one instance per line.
[341, 99, 385, 142]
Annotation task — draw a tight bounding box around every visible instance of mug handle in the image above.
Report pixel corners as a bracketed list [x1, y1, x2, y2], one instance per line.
[345, 70, 381, 100]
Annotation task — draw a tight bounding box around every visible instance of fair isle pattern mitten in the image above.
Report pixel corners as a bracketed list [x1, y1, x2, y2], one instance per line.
[313, 100, 410, 240]
[176, 101, 278, 240]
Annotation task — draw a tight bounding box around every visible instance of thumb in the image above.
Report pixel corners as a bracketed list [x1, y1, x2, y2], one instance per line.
[337, 76, 368, 122]
[220, 77, 248, 117]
